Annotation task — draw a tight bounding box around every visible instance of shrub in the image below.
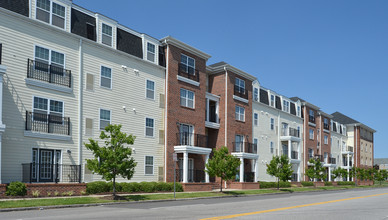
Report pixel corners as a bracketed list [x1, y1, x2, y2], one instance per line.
[108, 182, 122, 192]
[32, 190, 40, 197]
[54, 191, 59, 196]
[174, 182, 183, 192]
[86, 181, 109, 194]
[47, 192, 51, 197]
[259, 182, 291, 189]
[6, 182, 27, 196]
[324, 181, 333, 186]
[67, 191, 74, 196]
[337, 181, 354, 186]
[155, 182, 172, 192]
[140, 182, 157, 193]
[301, 181, 314, 187]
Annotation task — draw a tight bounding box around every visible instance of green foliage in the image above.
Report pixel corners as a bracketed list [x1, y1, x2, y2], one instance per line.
[85, 124, 137, 197]
[205, 146, 241, 192]
[301, 181, 314, 187]
[337, 181, 354, 186]
[305, 158, 325, 181]
[6, 182, 27, 196]
[373, 169, 388, 185]
[140, 182, 157, 193]
[365, 168, 375, 181]
[332, 167, 348, 180]
[86, 181, 183, 194]
[266, 155, 293, 189]
[86, 181, 110, 194]
[31, 190, 40, 197]
[259, 181, 291, 189]
[324, 181, 333, 186]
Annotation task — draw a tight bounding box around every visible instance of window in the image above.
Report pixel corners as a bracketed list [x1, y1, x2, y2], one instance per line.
[147, 43, 155, 62]
[181, 54, 195, 74]
[270, 118, 274, 130]
[35, 46, 65, 71]
[308, 148, 314, 159]
[33, 96, 63, 122]
[146, 80, 155, 100]
[309, 129, 314, 140]
[235, 78, 245, 94]
[270, 95, 275, 107]
[297, 106, 301, 117]
[36, 0, 66, 29]
[101, 23, 113, 46]
[254, 138, 258, 151]
[282, 100, 290, 112]
[324, 135, 328, 145]
[309, 109, 315, 123]
[145, 118, 154, 137]
[235, 106, 245, 121]
[99, 109, 111, 130]
[180, 88, 194, 108]
[179, 124, 194, 145]
[324, 118, 329, 130]
[254, 113, 258, 126]
[253, 88, 258, 101]
[145, 156, 154, 175]
[100, 66, 112, 89]
[235, 135, 244, 152]
[270, 142, 274, 154]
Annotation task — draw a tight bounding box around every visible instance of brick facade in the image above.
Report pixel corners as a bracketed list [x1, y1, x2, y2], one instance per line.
[0, 183, 86, 198]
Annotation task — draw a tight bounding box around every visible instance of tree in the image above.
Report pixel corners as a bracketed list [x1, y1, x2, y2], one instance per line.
[266, 155, 293, 190]
[85, 124, 137, 198]
[305, 158, 325, 182]
[332, 167, 348, 181]
[205, 146, 241, 192]
[366, 168, 375, 181]
[374, 169, 388, 185]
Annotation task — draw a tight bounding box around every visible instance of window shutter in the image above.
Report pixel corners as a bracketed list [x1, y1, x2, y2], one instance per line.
[159, 130, 165, 144]
[158, 166, 164, 181]
[0, 43, 2, 65]
[159, 94, 165, 108]
[85, 118, 93, 136]
[86, 74, 94, 90]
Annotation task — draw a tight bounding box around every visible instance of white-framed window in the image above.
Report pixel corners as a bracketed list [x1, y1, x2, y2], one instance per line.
[180, 88, 194, 108]
[270, 118, 274, 130]
[235, 106, 245, 121]
[145, 156, 154, 175]
[235, 78, 245, 94]
[309, 109, 315, 123]
[99, 109, 111, 130]
[33, 96, 64, 122]
[253, 138, 258, 153]
[36, 0, 66, 29]
[253, 113, 258, 126]
[253, 88, 258, 101]
[297, 106, 301, 117]
[270, 141, 274, 154]
[146, 80, 155, 100]
[145, 117, 154, 137]
[101, 23, 113, 46]
[147, 42, 155, 62]
[181, 54, 195, 74]
[324, 135, 328, 145]
[35, 45, 65, 71]
[270, 94, 275, 107]
[100, 66, 112, 89]
[235, 135, 244, 152]
[309, 129, 314, 140]
[282, 100, 290, 113]
[308, 148, 314, 159]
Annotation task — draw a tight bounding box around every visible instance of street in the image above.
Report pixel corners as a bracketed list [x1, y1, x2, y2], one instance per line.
[1, 188, 388, 220]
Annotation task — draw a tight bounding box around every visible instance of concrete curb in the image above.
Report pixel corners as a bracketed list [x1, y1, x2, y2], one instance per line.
[0, 186, 386, 213]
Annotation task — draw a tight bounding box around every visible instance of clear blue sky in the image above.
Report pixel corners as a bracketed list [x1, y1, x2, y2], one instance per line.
[73, 0, 388, 158]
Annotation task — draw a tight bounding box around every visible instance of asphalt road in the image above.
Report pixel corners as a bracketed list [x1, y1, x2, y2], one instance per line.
[1, 188, 388, 220]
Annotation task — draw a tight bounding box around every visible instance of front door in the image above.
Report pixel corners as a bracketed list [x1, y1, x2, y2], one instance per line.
[31, 149, 61, 182]
[39, 149, 54, 182]
[178, 158, 194, 182]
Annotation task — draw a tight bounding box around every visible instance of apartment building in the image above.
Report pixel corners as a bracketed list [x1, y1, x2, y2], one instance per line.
[330, 119, 352, 181]
[0, 0, 165, 183]
[252, 82, 303, 182]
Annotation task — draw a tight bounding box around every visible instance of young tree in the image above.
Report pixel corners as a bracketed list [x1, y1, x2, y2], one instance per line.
[305, 158, 325, 182]
[85, 124, 137, 198]
[373, 169, 388, 185]
[366, 168, 375, 181]
[332, 167, 346, 181]
[266, 155, 293, 190]
[205, 146, 241, 192]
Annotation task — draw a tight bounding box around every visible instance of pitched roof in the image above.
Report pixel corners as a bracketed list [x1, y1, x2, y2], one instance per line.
[374, 158, 388, 165]
[290, 97, 305, 102]
[331, 112, 359, 124]
[209, 61, 227, 67]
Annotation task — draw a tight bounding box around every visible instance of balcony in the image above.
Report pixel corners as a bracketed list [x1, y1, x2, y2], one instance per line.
[291, 151, 298, 160]
[232, 142, 257, 154]
[281, 127, 300, 138]
[323, 124, 330, 130]
[178, 63, 199, 82]
[343, 160, 353, 167]
[291, 173, 298, 182]
[309, 116, 315, 124]
[315, 155, 324, 162]
[205, 94, 220, 129]
[176, 132, 208, 148]
[176, 169, 206, 183]
[342, 146, 354, 153]
[27, 59, 72, 88]
[329, 157, 336, 164]
[234, 85, 248, 100]
[244, 172, 255, 182]
[25, 111, 70, 136]
[22, 163, 81, 183]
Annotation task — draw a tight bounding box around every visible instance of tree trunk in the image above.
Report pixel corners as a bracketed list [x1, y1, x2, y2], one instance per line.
[220, 177, 223, 192]
[277, 178, 279, 190]
[113, 176, 116, 199]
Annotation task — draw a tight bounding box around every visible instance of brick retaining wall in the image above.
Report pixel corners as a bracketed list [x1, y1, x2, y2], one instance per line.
[0, 183, 86, 198]
[228, 182, 260, 190]
[181, 183, 218, 192]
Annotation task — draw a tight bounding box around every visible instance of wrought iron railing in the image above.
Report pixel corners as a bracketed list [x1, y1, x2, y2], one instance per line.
[25, 111, 70, 135]
[289, 128, 300, 137]
[291, 151, 298, 159]
[178, 63, 199, 82]
[234, 85, 248, 99]
[176, 132, 208, 148]
[27, 59, 72, 87]
[315, 155, 324, 162]
[330, 157, 336, 164]
[324, 124, 330, 130]
[291, 173, 298, 182]
[244, 172, 255, 182]
[22, 163, 81, 183]
[175, 169, 206, 183]
[232, 142, 257, 154]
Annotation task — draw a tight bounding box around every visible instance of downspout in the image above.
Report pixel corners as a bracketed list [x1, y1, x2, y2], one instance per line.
[224, 66, 228, 147]
[78, 39, 83, 174]
[164, 41, 169, 182]
[277, 110, 280, 156]
[354, 124, 357, 185]
[303, 106, 307, 181]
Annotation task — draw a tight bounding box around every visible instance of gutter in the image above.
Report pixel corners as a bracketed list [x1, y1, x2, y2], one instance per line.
[78, 39, 83, 174]
[164, 41, 169, 182]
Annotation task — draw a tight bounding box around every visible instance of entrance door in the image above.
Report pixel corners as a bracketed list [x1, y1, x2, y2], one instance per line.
[178, 158, 194, 182]
[39, 149, 54, 182]
[180, 124, 193, 145]
[31, 149, 61, 182]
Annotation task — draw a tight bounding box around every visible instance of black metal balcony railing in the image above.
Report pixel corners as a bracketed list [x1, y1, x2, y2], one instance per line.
[175, 169, 206, 183]
[315, 155, 324, 162]
[289, 128, 300, 137]
[244, 172, 255, 182]
[25, 111, 70, 135]
[178, 63, 199, 82]
[176, 132, 208, 148]
[343, 160, 352, 166]
[348, 146, 354, 152]
[309, 115, 315, 123]
[282, 150, 288, 157]
[22, 163, 81, 183]
[291, 151, 298, 159]
[330, 157, 336, 164]
[27, 59, 72, 88]
[291, 173, 298, 182]
[232, 142, 257, 154]
[324, 124, 330, 130]
[234, 85, 248, 100]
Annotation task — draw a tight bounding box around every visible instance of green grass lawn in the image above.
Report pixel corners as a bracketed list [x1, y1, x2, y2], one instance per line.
[0, 197, 114, 209]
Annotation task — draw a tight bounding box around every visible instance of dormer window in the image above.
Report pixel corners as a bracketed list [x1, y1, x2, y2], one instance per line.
[282, 100, 290, 113]
[101, 23, 113, 47]
[253, 88, 258, 101]
[270, 94, 275, 107]
[36, 0, 66, 29]
[297, 106, 301, 117]
[147, 43, 156, 62]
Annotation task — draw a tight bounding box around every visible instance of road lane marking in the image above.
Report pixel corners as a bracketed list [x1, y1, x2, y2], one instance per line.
[200, 192, 388, 220]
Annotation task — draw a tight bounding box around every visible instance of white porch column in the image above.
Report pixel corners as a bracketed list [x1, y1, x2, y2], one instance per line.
[183, 152, 188, 183]
[206, 98, 209, 122]
[0, 65, 7, 184]
[254, 159, 258, 182]
[205, 154, 210, 183]
[288, 140, 292, 159]
[347, 154, 350, 181]
[239, 157, 244, 182]
[328, 167, 331, 181]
